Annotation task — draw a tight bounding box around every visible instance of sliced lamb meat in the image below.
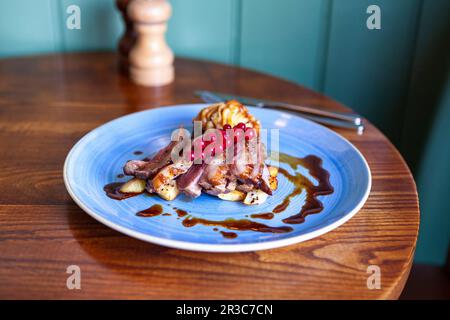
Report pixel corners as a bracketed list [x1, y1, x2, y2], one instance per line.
[259, 164, 272, 195]
[205, 188, 226, 196]
[145, 179, 155, 194]
[177, 163, 206, 198]
[123, 160, 148, 177]
[231, 163, 262, 189]
[199, 159, 228, 195]
[225, 176, 237, 192]
[123, 140, 177, 179]
[236, 183, 254, 193]
[231, 139, 270, 192]
[231, 140, 261, 181]
[232, 141, 249, 177]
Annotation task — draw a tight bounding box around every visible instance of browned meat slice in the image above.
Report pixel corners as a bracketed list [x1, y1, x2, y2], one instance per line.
[259, 164, 272, 195]
[236, 183, 254, 193]
[123, 160, 148, 177]
[230, 139, 272, 193]
[225, 176, 237, 192]
[199, 160, 228, 195]
[123, 140, 177, 179]
[146, 179, 155, 194]
[204, 188, 226, 196]
[177, 163, 206, 198]
[231, 140, 261, 181]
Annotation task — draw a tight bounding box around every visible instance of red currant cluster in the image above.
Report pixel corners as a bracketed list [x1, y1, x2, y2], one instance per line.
[189, 122, 256, 161]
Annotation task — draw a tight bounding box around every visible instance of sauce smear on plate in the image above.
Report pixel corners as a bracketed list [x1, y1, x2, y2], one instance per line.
[182, 217, 293, 234]
[136, 204, 163, 217]
[276, 153, 334, 224]
[220, 231, 238, 239]
[175, 208, 188, 217]
[250, 213, 274, 220]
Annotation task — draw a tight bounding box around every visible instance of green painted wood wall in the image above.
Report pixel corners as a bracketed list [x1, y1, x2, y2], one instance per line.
[1, 0, 449, 265]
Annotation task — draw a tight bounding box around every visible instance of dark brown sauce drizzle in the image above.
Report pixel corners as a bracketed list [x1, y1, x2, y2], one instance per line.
[276, 153, 334, 224]
[136, 204, 163, 217]
[213, 228, 218, 231]
[174, 208, 188, 218]
[162, 213, 171, 216]
[182, 217, 293, 234]
[133, 150, 143, 155]
[117, 173, 125, 179]
[103, 182, 143, 200]
[250, 213, 274, 220]
[220, 231, 238, 239]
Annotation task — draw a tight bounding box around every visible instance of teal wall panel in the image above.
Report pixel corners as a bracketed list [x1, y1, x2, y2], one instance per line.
[59, 0, 122, 52]
[240, 0, 331, 90]
[167, 0, 237, 64]
[324, 0, 421, 144]
[0, 0, 60, 57]
[401, 0, 450, 265]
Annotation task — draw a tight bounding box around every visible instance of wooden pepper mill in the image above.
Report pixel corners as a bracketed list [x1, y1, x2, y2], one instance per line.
[128, 0, 174, 86]
[116, 0, 137, 74]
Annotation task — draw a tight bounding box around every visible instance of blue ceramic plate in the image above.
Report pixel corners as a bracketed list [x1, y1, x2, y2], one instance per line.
[64, 104, 371, 252]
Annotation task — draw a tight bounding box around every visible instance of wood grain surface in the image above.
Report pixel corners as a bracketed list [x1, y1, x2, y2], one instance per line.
[0, 53, 419, 299]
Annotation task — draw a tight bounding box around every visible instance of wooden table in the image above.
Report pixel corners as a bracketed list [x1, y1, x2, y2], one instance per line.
[0, 53, 419, 299]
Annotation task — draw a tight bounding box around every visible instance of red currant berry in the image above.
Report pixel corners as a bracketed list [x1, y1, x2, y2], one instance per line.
[235, 122, 246, 131]
[223, 124, 232, 130]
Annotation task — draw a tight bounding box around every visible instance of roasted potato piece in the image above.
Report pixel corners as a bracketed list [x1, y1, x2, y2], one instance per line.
[268, 166, 278, 177]
[269, 176, 278, 191]
[120, 178, 146, 194]
[218, 190, 246, 202]
[156, 180, 179, 201]
[243, 189, 269, 205]
[152, 161, 190, 201]
[267, 165, 279, 191]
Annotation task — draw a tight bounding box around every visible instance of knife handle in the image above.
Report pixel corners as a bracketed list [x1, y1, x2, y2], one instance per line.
[290, 112, 364, 135]
[261, 102, 362, 126]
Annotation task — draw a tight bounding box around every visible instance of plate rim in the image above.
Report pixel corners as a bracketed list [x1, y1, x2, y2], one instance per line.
[63, 103, 372, 252]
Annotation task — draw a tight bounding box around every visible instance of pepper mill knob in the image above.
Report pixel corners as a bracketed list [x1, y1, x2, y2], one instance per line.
[128, 0, 174, 86]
